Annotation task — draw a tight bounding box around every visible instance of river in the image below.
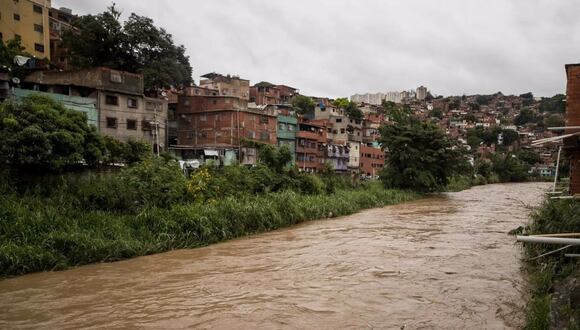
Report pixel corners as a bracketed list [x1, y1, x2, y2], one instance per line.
[0, 183, 549, 329]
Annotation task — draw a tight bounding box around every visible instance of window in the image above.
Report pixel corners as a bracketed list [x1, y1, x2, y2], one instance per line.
[106, 117, 117, 129]
[288, 125, 294, 131]
[33, 4, 43, 14]
[105, 95, 119, 105]
[34, 43, 44, 53]
[199, 114, 207, 122]
[260, 132, 269, 141]
[13, 14, 21, 21]
[14, 34, 21, 40]
[260, 116, 268, 124]
[340, 128, 346, 134]
[34, 24, 43, 33]
[110, 71, 122, 83]
[127, 98, 138, 108]
[127, 119, 137, 130]
[335, 118, 342, 123]
[279, 123, 286, 131]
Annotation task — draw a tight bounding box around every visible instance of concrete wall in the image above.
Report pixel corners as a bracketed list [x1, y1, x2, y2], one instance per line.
[0, 0, 51, 59]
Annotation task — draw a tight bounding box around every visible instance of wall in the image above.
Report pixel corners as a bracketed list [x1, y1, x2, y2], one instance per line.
[360, 146, 385, 176]
[0, 0, 51, 59]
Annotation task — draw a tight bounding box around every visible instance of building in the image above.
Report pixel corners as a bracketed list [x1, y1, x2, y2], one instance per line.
[416, 86, 428, 100]
[296, 118, 326, 172]
[325, 143, 349, 172]
[175, 93, 277, 164]
[250, 82, 280, 105]
[350, 92, 384, 105]
[10, 88, 97, 126]
[277, 114, 297, 163]
[360, 145, 385, 176]
[48, 6, 75, 70]
[199, 73, 250, 101]
[23, 67, 167, 150]
[1, 0, 51, 59]
[564, 64, 580, 195]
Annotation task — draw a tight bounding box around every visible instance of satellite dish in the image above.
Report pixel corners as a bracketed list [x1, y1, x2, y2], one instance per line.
[12, 77, 20, 84]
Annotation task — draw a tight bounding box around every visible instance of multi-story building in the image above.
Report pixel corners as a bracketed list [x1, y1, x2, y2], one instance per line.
[360, 145, 385, 176]
[564, 63, 580, 195]
[199, 73, 250, 101]
[277, 114, 297, 163]
[48, 6, 74, 70]
[296, 118, 326, 172]
[250, 82, 280, 105]
[175, 93, 277, 164]
[277, 85, 299, 104]
[23, 67, 168, 150]
[325, 143, 349, 172]
[1, 0, 51, 59]
[350, 92, 384, 105]
[416, 85, 428, 100]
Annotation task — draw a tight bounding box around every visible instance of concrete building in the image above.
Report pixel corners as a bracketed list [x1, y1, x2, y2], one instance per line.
[10, 88, 97, 126]
[325, 143, 349, 172]
[48, 6, 74, 70]
[277, 114, 297, 163]
[199, 73, 250, 101]
[564, 64, 580, 195]
[1, 0, 51, 59]
[416, 85, 428, 100]
[350, 93, 384, 105]
[23, 67, 167, 150]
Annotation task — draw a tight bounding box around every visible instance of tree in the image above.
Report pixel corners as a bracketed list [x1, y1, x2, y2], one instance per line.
[514, 108, 537, 126]
[476, 95, 493, 106]
[500, 129, 519, 146]
[0, 38, 33, 80]
[431, 108, 443, 119]
[491, 153, 529, 182]
[378, 117, 469, 192]
[345, 101, 363, 120]
[517, 149, 542, 166]
[258, 144, 293, 172]
[62, 5, 193, 91]
[0, 94, 106, 171]
[539, 94, 565, 113]
[333, 98, 350, 109]
[543, 113, 565, 128]
[290, 95, 315, 115]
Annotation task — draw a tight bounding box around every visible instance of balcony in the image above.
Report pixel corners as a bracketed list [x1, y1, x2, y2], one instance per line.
[297, 130, 323, 141]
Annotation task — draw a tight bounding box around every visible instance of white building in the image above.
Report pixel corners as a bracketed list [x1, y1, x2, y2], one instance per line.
[416, 86, 428, 100]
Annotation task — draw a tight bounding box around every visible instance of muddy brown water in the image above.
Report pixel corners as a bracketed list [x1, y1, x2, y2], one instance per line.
[0, 183, 549, 329]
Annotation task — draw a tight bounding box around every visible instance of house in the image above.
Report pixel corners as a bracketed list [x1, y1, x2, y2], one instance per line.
[296, 118, 326, 172]
[199, 73, 250, 101]
[22, 67, 167, 150]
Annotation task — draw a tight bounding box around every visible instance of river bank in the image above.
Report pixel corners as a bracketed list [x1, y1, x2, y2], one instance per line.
[0, 176, 419, 278]
[519, 197, 580, 329]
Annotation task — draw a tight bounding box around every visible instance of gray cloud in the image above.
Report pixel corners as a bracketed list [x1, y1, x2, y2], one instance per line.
[52, 0, 580, 97]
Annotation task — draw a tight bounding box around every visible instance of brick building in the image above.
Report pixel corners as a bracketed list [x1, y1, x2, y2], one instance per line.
[296, 118, 327, 172]
[176, 93, 277, 164]
[564, 64, 580, 195]
[360, 145, 385, 176]
[199, 73, 250, 101]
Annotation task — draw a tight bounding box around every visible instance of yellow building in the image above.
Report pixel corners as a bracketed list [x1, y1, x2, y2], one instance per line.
[0, 0, 51, 60]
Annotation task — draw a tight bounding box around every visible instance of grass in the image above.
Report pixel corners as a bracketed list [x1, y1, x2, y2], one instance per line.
[520, 198, 580, 329]
[0, 181, 419, 278]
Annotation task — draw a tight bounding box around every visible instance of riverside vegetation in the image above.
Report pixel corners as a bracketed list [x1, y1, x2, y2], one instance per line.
[517, 198, 580, 329]
[0, 161, 419, 278]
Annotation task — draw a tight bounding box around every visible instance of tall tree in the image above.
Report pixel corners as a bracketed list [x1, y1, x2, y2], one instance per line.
[62, 5, 193, 91]
[379, 116, 469, 192]
[290, 95, 315, 115]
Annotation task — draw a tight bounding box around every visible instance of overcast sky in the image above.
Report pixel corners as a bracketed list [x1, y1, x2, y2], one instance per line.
[52, 0, 580, 98]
